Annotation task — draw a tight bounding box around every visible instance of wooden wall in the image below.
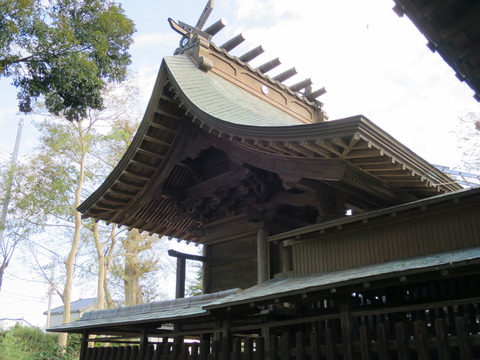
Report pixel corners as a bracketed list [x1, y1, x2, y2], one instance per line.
[290, 194, 480, 275]
[204, 216, 263, 293]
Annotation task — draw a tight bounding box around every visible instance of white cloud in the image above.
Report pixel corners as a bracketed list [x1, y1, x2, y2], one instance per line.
[221, 0, 476, 167]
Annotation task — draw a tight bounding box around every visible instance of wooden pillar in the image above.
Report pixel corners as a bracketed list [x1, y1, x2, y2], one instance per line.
[176, 257, 186, 299]
[173, 324, 184, 345]
[202, 245, 211, 294]
[168, 249, 207, 299]
[281, 243, 292, 273]
[79, 330, 89, 360]
[221, 317, 232, 360]
[261, 325, 270, 357]
[257, 227, 269, 283]
[340, 295, 353, 360]
[139, 329, 149, 360]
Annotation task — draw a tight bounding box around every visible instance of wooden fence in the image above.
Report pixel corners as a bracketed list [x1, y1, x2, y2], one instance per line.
[84, 315, 480, 360]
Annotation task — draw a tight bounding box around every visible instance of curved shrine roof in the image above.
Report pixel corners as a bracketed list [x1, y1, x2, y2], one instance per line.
[166, 56, 303, 127]
[78, 25, 461, 242]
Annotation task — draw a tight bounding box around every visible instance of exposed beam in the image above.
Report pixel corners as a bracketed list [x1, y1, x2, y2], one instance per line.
[343, 149, 384, 159]
[143, 135, 171, 146]
[130, 159, 158, 171]
[341, 133, 361, 157]
[300, 140, 331, 158]
[214, 138, 347, 182]
[314, 139, 342, 156]
[149, 120, 178, 134]
[184, 167, 250, 198]
[154, 108, 183, 121]
[122, 170, 151, 182]
[136, 147, 166, 159]
[359, 163, 406, 172]
[168, 249, 207, 262]
[286, 142, 317, 158]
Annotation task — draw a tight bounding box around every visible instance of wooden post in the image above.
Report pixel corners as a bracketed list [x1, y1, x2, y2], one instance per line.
[168, 249, 207, 299]
[202, 245, 211, 294]
[359, 326, 370, 360]
[340, 296, 353, 360]
[281, 244, 292, 274]
[257, 227, 269, 283]
[413, 320, 429, 360]
[261, 326, 270, 358]
[377, 324, 390, 360]
[79, 330, 89, 360]
[455, 316, 473, 360]
[395, 322, 409, 360]
[221, 317, 232, 360]
[176, 257, 186, 299]
[139, 329, 149, 360]
[200, 337, 209, 360]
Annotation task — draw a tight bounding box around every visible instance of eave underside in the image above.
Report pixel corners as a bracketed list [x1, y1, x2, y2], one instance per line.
[393, 0, 480, 100]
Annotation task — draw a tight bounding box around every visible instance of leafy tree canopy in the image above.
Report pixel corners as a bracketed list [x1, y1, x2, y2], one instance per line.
[0, 0, 135, 121]
[0, 325, 80, 360]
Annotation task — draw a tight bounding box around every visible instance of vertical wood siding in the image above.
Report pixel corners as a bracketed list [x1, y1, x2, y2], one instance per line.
[208, 236, 258, 292]
[292, 200, 480, 275]
[205, 217, 262, 293]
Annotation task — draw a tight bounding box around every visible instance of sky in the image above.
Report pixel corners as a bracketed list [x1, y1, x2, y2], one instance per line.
[1, 0, 479, 328]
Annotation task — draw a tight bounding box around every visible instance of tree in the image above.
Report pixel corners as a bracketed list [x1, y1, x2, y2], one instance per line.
[454, 109, 480, 172]
[14, 117, 93, 348]
[0, 0, 135, 121]
[110, 230, 171, 306]
[10, 105, 137, 346]
[0, 162, 21, 293]
[0, 120, 24, 293]
[82, 82, 143, 310]
[186, 260, 203, 297]
[0, 325, 80, 360]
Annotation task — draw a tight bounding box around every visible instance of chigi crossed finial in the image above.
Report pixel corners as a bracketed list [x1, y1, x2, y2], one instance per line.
[168, 0, 326, 105]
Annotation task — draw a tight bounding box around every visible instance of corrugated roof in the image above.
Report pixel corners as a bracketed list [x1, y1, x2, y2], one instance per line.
[44, 298, 97, 316]
[205, 246, 480, 310]
[48, 289, 240, 333]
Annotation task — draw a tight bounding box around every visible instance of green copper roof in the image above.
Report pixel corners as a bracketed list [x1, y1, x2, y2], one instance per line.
[205, 246, 480, 309]
[48, 289, 240, 333]
[165, 55, 303, 127]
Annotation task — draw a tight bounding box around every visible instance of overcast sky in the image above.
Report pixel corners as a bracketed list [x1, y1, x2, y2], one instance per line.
[1, 0, 479, 327]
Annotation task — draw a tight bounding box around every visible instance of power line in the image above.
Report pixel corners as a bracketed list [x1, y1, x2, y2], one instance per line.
[0, 146, 11, 156]
[1, 292, 45, 302]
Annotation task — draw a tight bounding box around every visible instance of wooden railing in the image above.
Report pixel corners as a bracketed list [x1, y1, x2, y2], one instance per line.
[84, 315, 480, 360]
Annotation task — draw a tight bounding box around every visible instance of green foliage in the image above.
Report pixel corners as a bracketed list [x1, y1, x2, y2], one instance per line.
[186, 257, 203, 297]
[110, 229, 164, 306]
[5, 81, 143, 312]
[12, 120, 85, 223]
[0, 0, 135, 121]
[0, 325, 80, 360]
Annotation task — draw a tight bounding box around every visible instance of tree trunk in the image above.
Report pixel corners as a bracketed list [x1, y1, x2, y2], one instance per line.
[123, 230, 143, 306]
[0, 261, 8, 293]
[58, 121, 86, 348]
[58, 209, 82, 348]
[93, 222, 106, 310]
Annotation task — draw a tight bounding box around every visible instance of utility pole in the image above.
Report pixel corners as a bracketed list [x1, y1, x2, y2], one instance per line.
[45, 258, 56, 329]
[0, 118, 24, 292]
